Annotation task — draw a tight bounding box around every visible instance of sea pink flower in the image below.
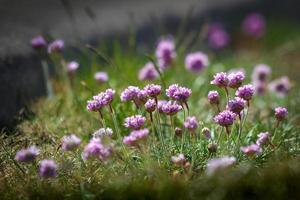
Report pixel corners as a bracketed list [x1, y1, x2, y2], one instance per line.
[242, 13, 265, 38]
[228, 71, 245, 88]
[144, 84, 161, 98]
[214, 110, 236, 127]
[171, 153, 186, 166]
[274, 107, 288, 121]
[31, 35, 47, 50]
[39, 160, 58, 178]
[120, 86, 141, 102]
[236, 84, 255, 101]
[161, 101, 182, 115]
[240, 144, 262, 156]
[227, 97, 246, 114]
[87, 89, 115, 111]
[123, 128, 149, 146]
[184, 116, 198, 132]
[82, 138, 112, 161]
[269, 76, 291, 97]
[15, 145, 39, 163]
[202, 127, 211, 139]
[252, 64, 271, 82]
[185, 52, 209, 73]
[138, 62, 159, 81]
[48, 39, 64, 53]
[256, 132, 270, 146]
[157, 100, 168, 113]
[94, 72, 109, 83]
[207, 23, 230, 49]
[93, 128, 113, 138]
[61, 134, 81, 151]
[124, 115, 146, 130]
[166, 84, 191, 102]
[211, 72, 229, 88]
[145, 99, 156, 113]
[155, 37, 176, 69]
[208, 90, 220, 105]
[67, 61, 79, 74]
[206, 156, 236, 175]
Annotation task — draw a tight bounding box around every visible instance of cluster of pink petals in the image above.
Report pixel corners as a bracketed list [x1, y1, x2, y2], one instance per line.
[171, 153, 186, 166]
[138, 62, 159, 81]
[227, 97, 246, 114]
[48, 39, 64, 54]
[161, 101, 182, 115]
[185, 52, 209, 73]
[236, 84, 255, 101]
[211, 72, 229, 88]
[256, 132, 270, 146]
[240, 144, 262, 156]
[87, 89, 115, 111]
[39, 159, 58, 178]
[82, 138, 112, 161]
[269, 76, 291, 97]
[166, 84, 192, 102]
[157, 100, 168, 113]
[67, 61, 79, 74]
[206, 156, 236, 175]
[242, 13, 265, 38]
[208, 90, 220, 105]
[184, 116, 198, 131]
[274, 107, 288, 121]
[155, 37, 176, 69]
[202, 127, 211, 139]
[228, 71, 245, 88]
[94, 72, 109, 83]
[207, 23, 230, 49]
[93, 128, 113, 138]
[214, 110, 237, 127]
[31, 35, 47, 50]
[61, 134, 81, 151]
[123, 128, 149, 146]
[144, 84, 161, 98]
[145, 99, 156, 113]
[15, 145, 39, 163]
[124, 115, 146, 130]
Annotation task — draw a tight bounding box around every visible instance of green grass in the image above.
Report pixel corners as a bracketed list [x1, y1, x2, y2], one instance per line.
[1, 20, 300, 199]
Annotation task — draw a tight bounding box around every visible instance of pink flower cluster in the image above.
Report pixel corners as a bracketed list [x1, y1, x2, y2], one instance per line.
[82, 138, 112, 161]
[87, 89, 115, 112]
[123, 129, 149, 146]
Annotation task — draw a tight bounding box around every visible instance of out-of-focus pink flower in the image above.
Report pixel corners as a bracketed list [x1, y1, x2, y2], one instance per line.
[236, 84, 255, 101]
[207, 23, 230, 49]
[269, 76, 291, 97]
[242, 13, 266, 38]
[185, 52, 209, 73]
[252, 64, 271, 82]
[274, 107, 288, 121]
[61, 134, 81, 151]
[145, 99, 156, 113]
[15, 145, 39, 163]
[48, 39, 64, 53]
[171, 153, 186, 166]
[94, 72, 109, 83]
[123, 128, 149, 146]
[228, 71, 245, 88]
[166, 84, 191, 102]
[206, 156, 236, 175]
[240, 144, 262, 156]
[31, 35, 47, 50]
[256, 132, 270, 146]
[211, 72, 229, 88]
[138, 62, 159, 81]
[39, 160, 58, 178]
[67, 61, 79, 75]
[155, 37, 176, 69]
[184, 116, 198, 132]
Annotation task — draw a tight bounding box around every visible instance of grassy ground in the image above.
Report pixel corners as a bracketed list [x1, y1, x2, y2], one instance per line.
[1, 19, 300, 199]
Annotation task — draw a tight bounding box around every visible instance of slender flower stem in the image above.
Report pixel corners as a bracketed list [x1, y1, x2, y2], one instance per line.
[109, 105, 121, 139]
[41, 60, 53, 98]
[98, 110, 106, 128]
[272, 120, 280, 143]
[224, 87, 229, 104]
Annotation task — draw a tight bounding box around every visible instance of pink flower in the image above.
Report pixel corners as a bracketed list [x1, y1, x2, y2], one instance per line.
[256, 132, 270, 146]
[144, 84, 161, 98]
[236, 84, 255, 101]
[82, 138, 112, 161]
[208, 91, 220, 105]
[31, 35, 47, 50]
[124, 115, 146, 130]
[242, 13, 265, 38]
[123, 129, 149, 146]
[227, 97, 246, 114]
[202, 127, 211, 139]
[269, 76, 291, 97]
[145, 99, 156, 113]
[211, 72, 229, 88]
[171, 153, 186, 166]
[138, 62, 159, 81]
[39, 160, 58, 178]
[166, 84, 191, 102]
[161, 101, 182, 115]
[61, 134, 81, 151]
[94, 72, 109, 83]
[48, 39, 64, 53]
[184, 116, 198, 132]
[214, 110, 236, 127]
[185, 52, 209, 73]
[15, 145, 39, 163]
[206, 156, 236, 175]
[67, 61, 79, 74]
[274, 107, 288, 121]
[240, 144, 262, 156]
[155, 37, 176, 69]
[228, 71, 245, 88]
[207, 23, 230, 49]
[252, 64, 271, 82]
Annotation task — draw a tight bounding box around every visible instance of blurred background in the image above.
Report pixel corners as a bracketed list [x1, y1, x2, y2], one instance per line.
[0, 0, 299, 129]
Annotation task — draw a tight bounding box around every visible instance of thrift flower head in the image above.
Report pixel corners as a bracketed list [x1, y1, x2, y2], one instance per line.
[240, 144, 262, 156]
[145, 99, 156, 113]
[252, 64, 271, 82]
[227, 97, 246, 114]
[39, 160, 58, 178]
[206, 156, 236, 176]
[228, 71, 245, 88]
[236, 84, 255, 101]
[253, 81, 267, 95]
[124, 115, 146, 130]
[82, 138, 112, 161]
[211, 72, 229, 88]
[123, 128, 149, 146]
[275, 107, 288, 121]
[87, 89, 115, 111]
[242, 13, 265, 38]
[31, 35, 47, 49]
[171, 153, 186, 166]
[144, 84, 161, 98]
[202, 127, 211, 139]
[61, 134, 81, 151]
[48, 39, 64, 53]
[166, 84, 192, 102]
[185, 52, 209, 73]
[67, 61, 79, 74]
[93, 128, 113, 138]
[161, 101, 182, 115]
[184, 116, 198, 132]
[208, 90, 220, 105]
[138, 62, 159, 81]
[120, 86, 141, 102]
[269, 76, 291, 97]
[207, 23, 230, 49]
[15, 145, 39, 163]
[94, 72, 109, 83]
[86, 99, 102, 112]
[157, 100, 168, 113]
[155, 37, 176, 69]
[256, 132, 270, 146]
[214, 110, 236, 127]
